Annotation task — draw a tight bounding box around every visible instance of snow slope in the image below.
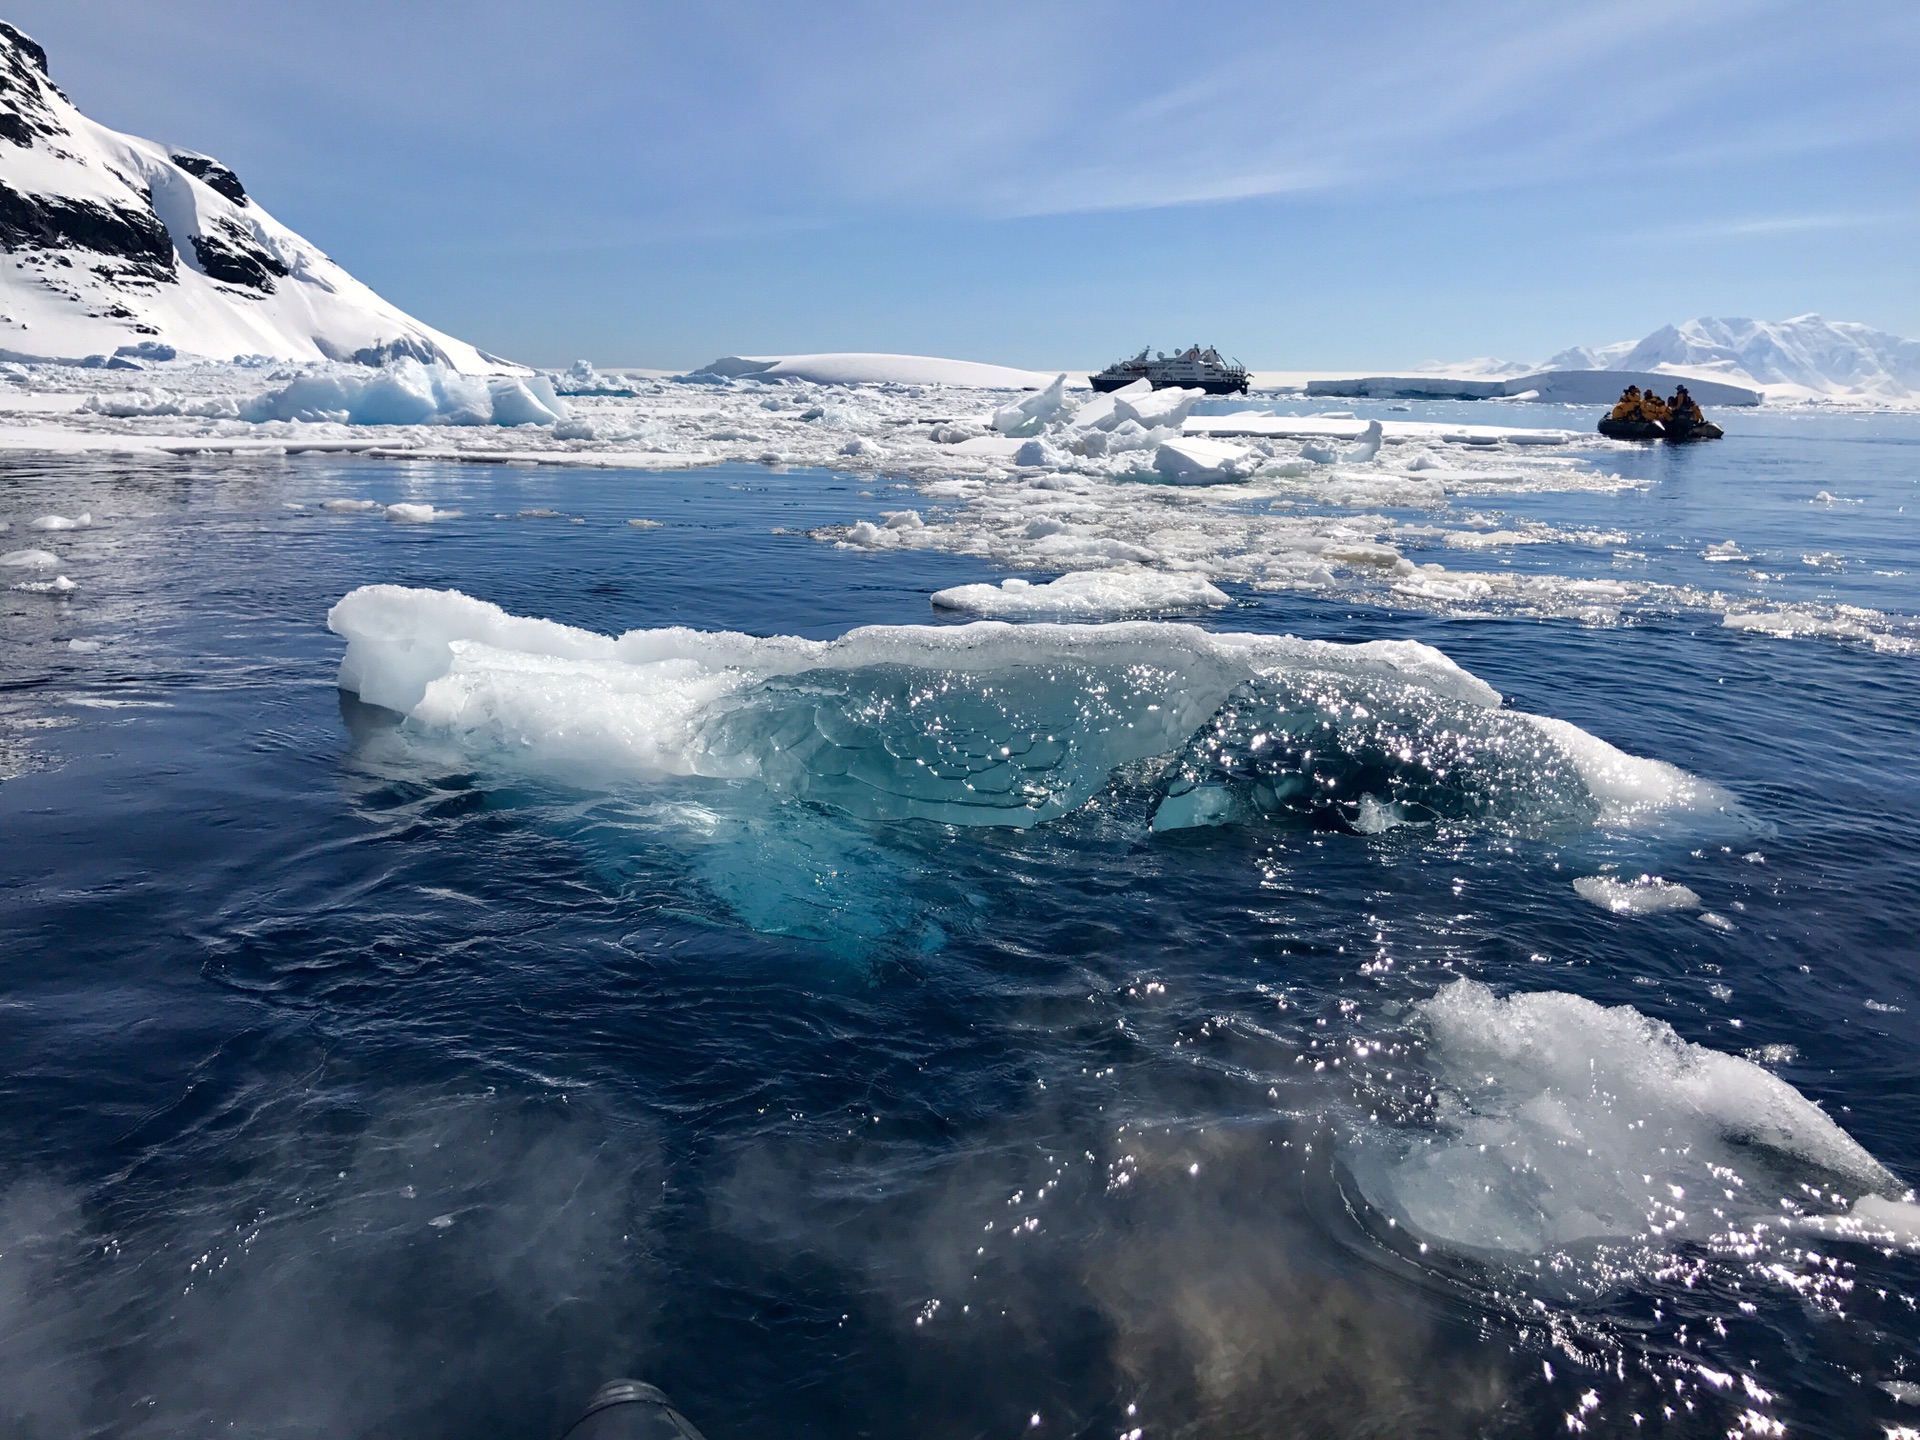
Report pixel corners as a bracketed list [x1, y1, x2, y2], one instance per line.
[1543, 316, 1920, 403]
[690, 353, 1062, 389]
[0, 22, 494, 371]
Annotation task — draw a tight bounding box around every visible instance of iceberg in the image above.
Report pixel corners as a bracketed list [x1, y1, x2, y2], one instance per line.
[327, 586, 1717, 840]
[241, 359, 570, 427]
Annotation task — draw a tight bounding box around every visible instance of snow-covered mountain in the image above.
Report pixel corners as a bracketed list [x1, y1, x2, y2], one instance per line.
[1544, 316, 1920, 402]
[0, 21, 496, 371]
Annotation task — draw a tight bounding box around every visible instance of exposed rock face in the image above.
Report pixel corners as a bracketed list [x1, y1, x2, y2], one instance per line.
[189, 215, 287, 291]
[0, 20, 60, 146]
[0, 22, 495, 369]
[169, 150, 249, 205]
[0, 180, 176, 278]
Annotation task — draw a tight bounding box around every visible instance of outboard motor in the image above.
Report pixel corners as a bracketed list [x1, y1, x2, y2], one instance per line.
[560, 1381, 709, 1440]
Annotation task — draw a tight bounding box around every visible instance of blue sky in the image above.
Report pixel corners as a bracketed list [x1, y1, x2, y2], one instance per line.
[14, 1, 1918, 368]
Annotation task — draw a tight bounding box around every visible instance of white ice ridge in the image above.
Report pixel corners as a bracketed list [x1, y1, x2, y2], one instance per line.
[327, 585, 1716, 834]
[930, 569, 1231, 620]
[1353, 980, 1905, 1256]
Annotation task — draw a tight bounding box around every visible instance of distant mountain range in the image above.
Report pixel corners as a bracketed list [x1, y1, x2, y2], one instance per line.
[0, 21, 495, 370]
[1433, 316, 1920, 402]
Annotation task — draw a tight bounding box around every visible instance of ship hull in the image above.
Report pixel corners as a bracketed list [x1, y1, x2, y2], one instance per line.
[1088, 369, 1250, 394]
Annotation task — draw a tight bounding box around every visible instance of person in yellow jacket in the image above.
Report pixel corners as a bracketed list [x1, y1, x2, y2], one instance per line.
[1609, 385, 1644, 420]
[1640, 389, 1672, 424]
[1670, 385, 1704, 424]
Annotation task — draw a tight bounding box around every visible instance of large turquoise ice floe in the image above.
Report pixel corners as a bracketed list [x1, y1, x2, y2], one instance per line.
[328, 585, 1725, 835]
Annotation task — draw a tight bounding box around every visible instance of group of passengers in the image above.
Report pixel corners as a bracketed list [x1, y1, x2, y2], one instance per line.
[1610, 384, 1706, 426]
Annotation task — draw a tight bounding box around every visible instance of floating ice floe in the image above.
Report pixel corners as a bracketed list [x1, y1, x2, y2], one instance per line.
[327, 585, 1722, 839]
[1, 548, 60, 567]
[1721, 602, 1920, 654]
[930, 569, 1232, 620]
[1572, 874, 1702, 915]
[384, 503, 460, 523]
[30, 512, 91, 531]
[1350, 979, 1906, 1256]
[321, 498, 380, 513]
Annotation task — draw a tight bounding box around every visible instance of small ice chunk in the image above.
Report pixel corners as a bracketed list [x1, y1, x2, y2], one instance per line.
[1353, 793, 1412, 833]
[1354, 978, 1901, 1255]
[13, 573, 75, 593]
[1703, 541, 1747, 562]
[30, 512, 90, 531]
[1, 548, 60, 567]
[1013, 437, 1068, 468]
[1113, 385, 1202, 430]
[1573, 874, 1701, 915]
[1153, 436, 1253, 484]
[321, 499, 379, 513]
[1341, 420, 1384, 464]
[930, 569, 1231, 620]
[1151, 784, 1240, 833]
[628, 519, 663, 529]
[385, 503, 459, 524]
[992, 374, 1070, 436]
[68, 638, 102, 652]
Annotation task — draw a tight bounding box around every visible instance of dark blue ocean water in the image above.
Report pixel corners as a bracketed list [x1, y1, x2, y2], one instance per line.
[2, 415, 1918, 1440]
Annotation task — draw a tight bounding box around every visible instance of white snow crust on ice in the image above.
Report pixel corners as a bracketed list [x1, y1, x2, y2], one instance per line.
[1572, 873, 1702, 915]
[325, 585, 1726, 840]
[1350, 979, 1905, 1257]
[929, 569, 1231, 620]
[0, 25, 495, 372]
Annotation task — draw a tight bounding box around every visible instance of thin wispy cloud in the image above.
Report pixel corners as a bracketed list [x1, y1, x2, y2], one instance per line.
[9, 0, 1915, 362]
